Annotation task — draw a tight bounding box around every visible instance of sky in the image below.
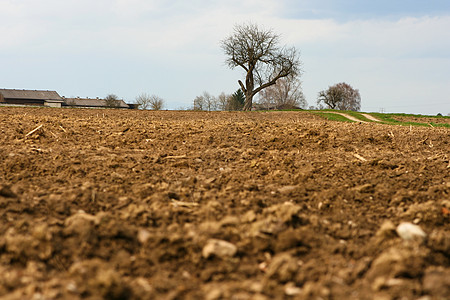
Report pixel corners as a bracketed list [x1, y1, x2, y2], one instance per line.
[1, 0, 450, 115]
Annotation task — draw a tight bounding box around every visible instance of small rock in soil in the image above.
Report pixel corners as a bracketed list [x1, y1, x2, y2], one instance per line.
[137, 229, 151, 244]
[278, 185, 297, 194]
[284, 282, 302, 296]
[396, 222, 427, 242]
[202, 239, 237, 259]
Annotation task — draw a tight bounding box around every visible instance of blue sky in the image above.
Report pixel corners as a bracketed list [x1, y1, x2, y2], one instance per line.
[1, 0, 449, 114]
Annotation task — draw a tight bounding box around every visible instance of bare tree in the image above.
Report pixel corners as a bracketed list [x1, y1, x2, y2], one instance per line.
[135, 93, 165, 110]
[203, 92, 216, 111]
[216, 92, 231, 111]
[317, 83, 361, 111]
[192, 92, 216, 111]
[135, 93, 151, 110]
[149, 95, 165, 110]
[193, 95, 205, 111]
[105, 94, 121, 108]
[221, 23, 301, 110]
[258, 76, 307, 109]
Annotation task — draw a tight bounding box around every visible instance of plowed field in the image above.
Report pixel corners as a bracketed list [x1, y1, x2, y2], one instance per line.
[0, 107, 449, 299]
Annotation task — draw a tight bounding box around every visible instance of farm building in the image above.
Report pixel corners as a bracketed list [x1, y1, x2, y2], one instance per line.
[0, 89, 64, 108]
[62, 97, 131, 109]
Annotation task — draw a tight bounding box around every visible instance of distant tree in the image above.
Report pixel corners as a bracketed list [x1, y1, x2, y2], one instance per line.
[149, 95, 165, 110]
[226, 89, 245, 111]
[193, 92, 216, 111]
[135, 93, 151, 110]
[221, 23, 302, 110]
[203, 92, 216, 111]
[259, 76, 307, 110]
[105, 94, 121, 108]
[216, 92, 231, 111]
[193, 95, 205, 111]
[136, 93, 165, 110]
[317, 82, 361, 111]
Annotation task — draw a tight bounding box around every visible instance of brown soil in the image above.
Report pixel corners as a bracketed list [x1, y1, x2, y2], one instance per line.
[392, 116, 450, 125]
[0, 107, 449, 300]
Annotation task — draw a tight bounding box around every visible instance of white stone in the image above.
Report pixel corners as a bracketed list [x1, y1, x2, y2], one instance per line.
[285, 282, 302, 296]
[202, 239, 237, 258]
[137, 229, 151, 244]
[396, 222, 426, 242]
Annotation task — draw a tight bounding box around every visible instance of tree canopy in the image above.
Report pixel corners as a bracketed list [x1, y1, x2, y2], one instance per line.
[221, 23, 301, 110]
[317, 83, 361, 111]
[105, 94, 121, 108]
[259, 76, 307, 110]
[135, 93, 165, 110]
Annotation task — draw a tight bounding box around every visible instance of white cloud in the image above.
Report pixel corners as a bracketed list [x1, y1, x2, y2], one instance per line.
[266, 15, 450, 58]
[343, 16, 450, 58]
[266, 15, 450, 113]
[111, 0, 164, 18]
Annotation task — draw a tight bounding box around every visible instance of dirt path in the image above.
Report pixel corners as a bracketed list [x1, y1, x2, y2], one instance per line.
[326, 112, 368, 123]
[361, 113, 382, 122]
[325, 112, 383, 123]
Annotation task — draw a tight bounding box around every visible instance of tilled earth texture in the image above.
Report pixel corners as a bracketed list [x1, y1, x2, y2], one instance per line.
[0, 107, 449, 300]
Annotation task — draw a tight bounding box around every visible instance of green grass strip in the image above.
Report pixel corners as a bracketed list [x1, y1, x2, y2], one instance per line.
[310, 110, 450, 128]
[370, 113, 450, 128]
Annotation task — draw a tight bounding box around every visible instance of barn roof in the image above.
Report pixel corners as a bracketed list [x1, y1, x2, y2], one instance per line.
[64, 98, 130, 108]
[0, 89, 63, 101]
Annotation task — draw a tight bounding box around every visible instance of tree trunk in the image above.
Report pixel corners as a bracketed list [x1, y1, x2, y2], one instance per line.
[242, 72, 255, 111]
[243, 93, 253, 111]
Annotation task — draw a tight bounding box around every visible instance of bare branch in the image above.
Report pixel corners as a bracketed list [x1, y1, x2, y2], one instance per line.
[258, 76, 307, 110]
[135, 93, 165, 110]
[221, 23, 301, 110]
